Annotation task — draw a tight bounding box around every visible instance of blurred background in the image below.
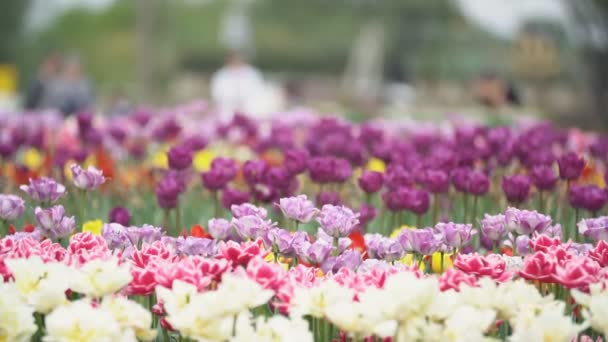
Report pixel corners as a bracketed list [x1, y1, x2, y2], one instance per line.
[0, 0, 607, 127]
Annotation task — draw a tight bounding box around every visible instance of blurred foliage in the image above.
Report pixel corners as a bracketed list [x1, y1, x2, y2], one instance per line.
[17, 0, 512, 94]
[0, 1, 31, 62]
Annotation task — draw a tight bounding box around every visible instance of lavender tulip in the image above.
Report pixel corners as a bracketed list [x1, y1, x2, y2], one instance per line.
[70, 164, 106, 190]
[230, 203, 268, 219]
[504, 207, 552, 235]
[317, 204, 359, 238]
[480, 213, 507, 241]
[303, 239, 333, 264]
[277, 195, 319, 224]
[578, 217, 608, 241]
[20, 177, 66, 203]
[435, 222, 476, 249]
[0, 194, 25, 221]
[125, 224, 164, 245]
[208, 218, 233, 240]
[266, 228, 295, 255]
[232, 215, 275, 240]
[102, 223, 131, 249]
[35, 205, 75, 239]
[515, 235, 531, 255]
[175, 236, 216, 256]
[409, 228, 441, 255]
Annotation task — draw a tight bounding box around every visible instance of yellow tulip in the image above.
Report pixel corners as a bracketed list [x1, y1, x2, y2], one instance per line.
[151, 151, 168, 169]
[23, 148, 43, 170]
[365, 158, 386, 173]
[82, 220, 103, 235]
[193, 149, 216, 172]
[431, 252, 453, 273]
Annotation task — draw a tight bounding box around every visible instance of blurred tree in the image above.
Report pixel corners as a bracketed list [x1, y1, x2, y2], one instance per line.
[0, 0, 31, 62]
[568, 0, 608, 122]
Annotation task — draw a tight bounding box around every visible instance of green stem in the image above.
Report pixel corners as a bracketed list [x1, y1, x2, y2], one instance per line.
[463, 193, 469, 223]
[175, 202, 181, 236]
[416, 214, 422, 228]
[440, 252, 445, 274]
[538, 191, 545, 213]
[214, 191, 221, 218]
[232, 314, 237, 337]
[471, 195, 478, 224]
[79, 189, 87, 230]
[163, 209, 170, 234]
[432, 194, 440, 225]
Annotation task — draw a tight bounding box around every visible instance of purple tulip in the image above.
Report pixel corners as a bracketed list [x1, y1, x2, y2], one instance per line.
[408, 228, 441, 255]
[284, 149, 309, 175]
[232, 215, 275, 240]
[316, 204, 359, 238]
[502, 174, 531, 204]
[265, 166, 292, 189]
[302, 239, 333, 265]
[230, 203, 268, 219]
[578, 217, 608, 241]
[451, 168, 489, 196]
[515, 235, 531, 255]
[423, 169, 449, 194]
[101, 223, 131, 249]
[323, 250, 362, 273]
[385, 164, 414, 190]
[181, 135, 208, 152]
[125, 224, 164, 245]
[208, 218, 232, 240]
[202, 157, 238, 191]
[34, 205, 75, 239]
[316, 191, 341, 206]
[109, 206, 131, 226]
[243, 160, 268, 184]
[155, 172, 184, 209]
[568, 184, 587, 210]
[404, 187, 431, 215]
[435, 222, 476, 249]
[175, 236, 216, 257]
[358, 204, 377, 227]
[266, 228, 295, 255]
[558, 152, 585, 181]
[504, 207, 552, 235]
[480, 213, 507, 241]
[530, 165, 558, 191]
[70, 164, 106, 190]
[358, 171, 384, 194]
[221, 187, 250, 209]
[251, 183, 278, 203]
[20, 177, 67, 203]
[468, 170, 490, 196]
[366, 236, 403, 262]
[308, 156, 352, 184]
[277, 195, 319, 223]
[583, 185, 607, 212]
[167, 145, 193, 170]
[0, 194, 25, 220]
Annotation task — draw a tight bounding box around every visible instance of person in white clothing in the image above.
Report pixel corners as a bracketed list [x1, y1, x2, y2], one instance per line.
[211, 52, 265, 120]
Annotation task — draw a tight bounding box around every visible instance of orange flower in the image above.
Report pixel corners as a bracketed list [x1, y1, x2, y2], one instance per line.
[347, 231, 367, 255]
[191, 224, 212, 239]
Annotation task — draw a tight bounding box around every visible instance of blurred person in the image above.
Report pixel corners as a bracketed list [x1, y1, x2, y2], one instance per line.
[211, 51, 264, 120]
[57, 55, 94, 115]
[24, 51, 63, 110]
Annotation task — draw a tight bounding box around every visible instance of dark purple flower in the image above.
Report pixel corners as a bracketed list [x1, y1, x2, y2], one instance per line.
[167, 145, 193, 170]
[384, 164, 413, 190]
[20, 177, 67, 203]
[181, 135, 207, 152]
[202, 169, 232, 191]
[155, 173, 184, 209]
[109, 206, 131, 226]
[243, 160, 268, 184]
[308, 156, 352, 184]
[502, 174, 531, 204]
[558, 152, 585, 181]
[266, 166, 292, 189]
[221, 187, 250, 209]
[404, 188, 431, 215]
[423, 169, 449, 194]
[77, 111, 93, 133]
[284, 149, 309, 175]
[358, 204, 377, 227]
[530, 165, 558, 191]
[468, 171, 490, 196]
[569, 184, 607, 212]
[316, 191, 341, 206]
[358, 171, 384, 194]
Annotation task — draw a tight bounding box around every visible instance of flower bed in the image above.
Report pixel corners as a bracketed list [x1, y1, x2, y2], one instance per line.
[1, 105, 608, 341]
